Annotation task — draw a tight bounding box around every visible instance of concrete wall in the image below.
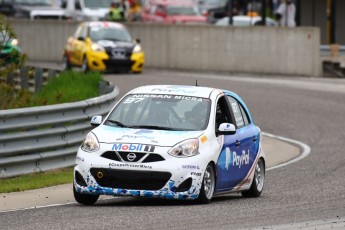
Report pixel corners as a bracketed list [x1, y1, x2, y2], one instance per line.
[9, 20, 321, 77]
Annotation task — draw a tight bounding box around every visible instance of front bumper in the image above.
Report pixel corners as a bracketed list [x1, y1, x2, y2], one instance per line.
[87, 51, 144, 73]
[74, 145, 206, 200]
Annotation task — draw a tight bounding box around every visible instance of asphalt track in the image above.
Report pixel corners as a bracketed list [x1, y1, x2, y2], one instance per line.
[1, 68, 345, 229]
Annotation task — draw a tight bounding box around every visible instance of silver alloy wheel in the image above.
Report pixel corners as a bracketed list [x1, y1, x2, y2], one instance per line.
[255, 160, 265, 192]
[203, 165, 215, 199]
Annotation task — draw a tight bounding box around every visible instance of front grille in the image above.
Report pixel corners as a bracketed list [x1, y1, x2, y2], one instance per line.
[142, 154, 165, 163]
[90, 168, 171, 190]
[103, 59, 133, 72]
[105, 47, 132, 59]
[101, 151, 121, 161]
[118, 151, 146, 162]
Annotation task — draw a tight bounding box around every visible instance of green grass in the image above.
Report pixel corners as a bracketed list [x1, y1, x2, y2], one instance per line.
[0, 167, 74, 193]
[1, 70, 103, 109]
[29, 70, 103, 107]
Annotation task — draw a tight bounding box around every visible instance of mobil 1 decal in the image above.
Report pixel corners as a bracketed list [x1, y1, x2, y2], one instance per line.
[215, 136, 253, 191]
[112, 143, 155, 152]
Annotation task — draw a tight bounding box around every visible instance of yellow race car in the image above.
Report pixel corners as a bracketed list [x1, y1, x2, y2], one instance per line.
[63, 21, 144, 73]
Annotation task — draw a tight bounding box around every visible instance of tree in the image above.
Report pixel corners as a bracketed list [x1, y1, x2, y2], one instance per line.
[0, 14, 26, 81]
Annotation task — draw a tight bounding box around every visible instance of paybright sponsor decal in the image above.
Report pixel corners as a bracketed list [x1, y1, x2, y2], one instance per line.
[112, 143, 155, 152]
[151, 87, 197, 94]
[225, 147, 250, 169]
[121, 134, 155, 140]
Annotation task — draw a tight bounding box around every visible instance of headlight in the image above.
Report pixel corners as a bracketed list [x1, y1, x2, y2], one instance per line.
[81, 132, 100, 152]
[133, 44, 142, 53]
[11, 39, 18, 46]
[168, 139, 199, 157]
[91, 43, 105, 52]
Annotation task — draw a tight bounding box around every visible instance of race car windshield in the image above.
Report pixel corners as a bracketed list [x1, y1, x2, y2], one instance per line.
[89, 27, 132, 42]
[167, 6, 201, 16]
[106, 94, 211, 131]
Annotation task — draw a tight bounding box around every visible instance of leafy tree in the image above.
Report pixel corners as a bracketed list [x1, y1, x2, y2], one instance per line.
[0, 13, 26, 80]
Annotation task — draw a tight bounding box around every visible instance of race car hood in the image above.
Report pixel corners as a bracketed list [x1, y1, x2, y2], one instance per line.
[93, 125, 204, 147]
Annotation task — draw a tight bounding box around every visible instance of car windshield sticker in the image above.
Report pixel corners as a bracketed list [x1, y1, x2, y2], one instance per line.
[131, 94, 203, 102]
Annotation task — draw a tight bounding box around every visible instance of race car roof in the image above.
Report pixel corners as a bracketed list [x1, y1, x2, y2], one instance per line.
[129, 85, 222, 98]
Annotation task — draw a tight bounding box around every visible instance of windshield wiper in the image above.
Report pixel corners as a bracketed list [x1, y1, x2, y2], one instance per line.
[106, 119, 127, 128]
[129, 125, 181, 131]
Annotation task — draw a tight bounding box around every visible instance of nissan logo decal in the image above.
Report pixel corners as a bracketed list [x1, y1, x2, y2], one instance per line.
[127, 152, 137, 161]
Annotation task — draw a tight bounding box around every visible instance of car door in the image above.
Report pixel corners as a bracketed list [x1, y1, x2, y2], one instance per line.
[214, 96, 244, 192]
[225, 95, 258, 186]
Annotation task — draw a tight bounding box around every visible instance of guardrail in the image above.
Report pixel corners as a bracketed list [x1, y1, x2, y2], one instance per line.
[0, 66, 60, 93]
[0, 86, 119, 178]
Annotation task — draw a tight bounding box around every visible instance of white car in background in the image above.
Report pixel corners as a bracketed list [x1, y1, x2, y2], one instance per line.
[73, 85, 266, 205]
[215, 15, 278, 26]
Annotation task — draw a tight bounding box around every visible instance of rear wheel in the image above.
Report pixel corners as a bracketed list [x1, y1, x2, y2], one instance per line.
[73, 184, 99, 205]
[197, 163, 215, 204]
[242, 158, 265, 197]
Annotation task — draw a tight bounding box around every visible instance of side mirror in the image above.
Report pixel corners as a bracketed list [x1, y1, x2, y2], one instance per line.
[77, 36, 85, 41]
[217, 123, 236, 135]
[91, 116, 102, 127]
[136, 38, 141, 44]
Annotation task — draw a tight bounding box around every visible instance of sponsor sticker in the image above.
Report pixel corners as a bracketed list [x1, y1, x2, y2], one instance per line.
[109, 162, 152, 170]
[225, 147, 250, 170]
[200, 135, 208, 143]
[112, 143, 155, 152]
[182, 165, 200, 170]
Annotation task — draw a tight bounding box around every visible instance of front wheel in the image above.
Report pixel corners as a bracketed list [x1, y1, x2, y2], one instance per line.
[81, 57, 89, 73]
[197, 163, 215, 204]
[241, 158, 265, 198]
[73, 184, 99, 205]
[62, 54, 71, 70]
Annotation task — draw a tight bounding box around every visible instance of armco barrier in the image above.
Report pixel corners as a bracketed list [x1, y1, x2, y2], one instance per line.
[0, 86, 119, 178]
[9, 19, 322, 77]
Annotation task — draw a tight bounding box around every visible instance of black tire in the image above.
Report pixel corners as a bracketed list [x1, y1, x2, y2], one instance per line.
[197, 163, 215, 204]
[73, 184, 99, 205]
[242, 158, 265, 198]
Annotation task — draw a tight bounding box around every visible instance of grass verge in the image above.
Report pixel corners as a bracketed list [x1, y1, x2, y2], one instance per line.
[0, 167, 74, 193]
[1, 70, 102, 109]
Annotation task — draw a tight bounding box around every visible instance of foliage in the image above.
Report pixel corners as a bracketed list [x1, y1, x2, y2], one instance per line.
[0, 14, 27, 79]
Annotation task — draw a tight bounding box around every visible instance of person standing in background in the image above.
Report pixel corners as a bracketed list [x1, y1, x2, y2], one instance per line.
[275, 0, 296, 27]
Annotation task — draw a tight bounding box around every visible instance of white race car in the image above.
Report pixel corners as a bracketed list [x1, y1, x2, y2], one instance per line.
[74, 85, 265, 204]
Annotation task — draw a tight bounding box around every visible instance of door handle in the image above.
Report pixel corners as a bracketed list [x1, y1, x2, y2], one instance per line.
[235, 140, 241, 147]
[253, 136, 257, 142]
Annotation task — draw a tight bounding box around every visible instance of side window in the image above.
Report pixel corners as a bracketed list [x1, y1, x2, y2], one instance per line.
[239, 103, 250, 125]
[215, 96, 232, 129]
[75, 0, 81, 10]
[227, 96, 246, 128]
[79, 25, 87, 39]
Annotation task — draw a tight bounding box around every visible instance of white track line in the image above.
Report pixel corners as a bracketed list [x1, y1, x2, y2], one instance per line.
[263, 132, 311, 171]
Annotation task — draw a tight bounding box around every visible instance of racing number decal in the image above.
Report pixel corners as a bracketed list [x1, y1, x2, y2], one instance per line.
[124, 98, 145, 103]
